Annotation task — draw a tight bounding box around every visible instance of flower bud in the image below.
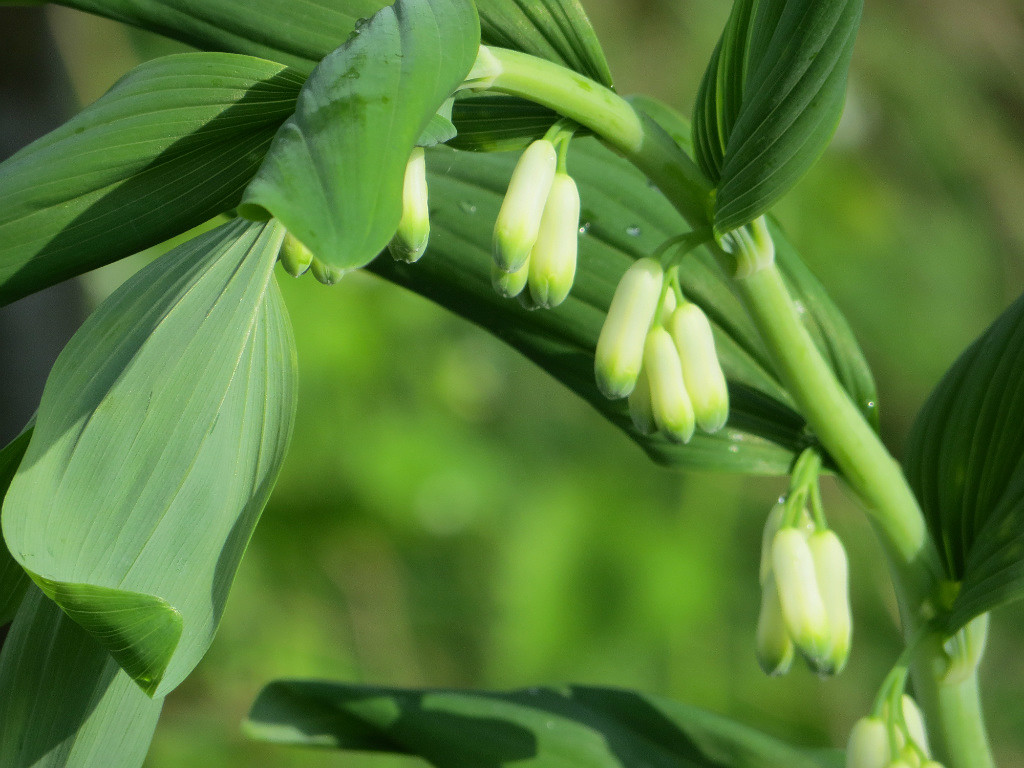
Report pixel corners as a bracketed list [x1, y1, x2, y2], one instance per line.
[389, 147, 430, 263]
[900, 695, 931, 758]
[594, 258, 664, 399]
[492, 259, 529, 299]
[279, 231, 314, 277]
[760, 503, 787, 586]
[493, 139, 557, 272]
[807, 529, 852, 675]
[756, 573, 795, 676]
[310, 258, 346, 286]
[668, 302, 728, 433]
[771, 528, 830, 662]
[658, 285, 677, 326]
[643, 326, 695, 443]
[898, 746, 923, 768]
[845, 717, 890, 768]
[627, 365, 656, 435]
[528, 173, 579, 309]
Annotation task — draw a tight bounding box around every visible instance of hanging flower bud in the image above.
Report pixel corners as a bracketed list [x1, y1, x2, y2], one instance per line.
[279, 231, 314, 277]
[759, 503, 787, 586]
[845, 717, 890, 768]
[771, 528, 830, 662]
[900, 695, 931, 758]
[756, 572, 795, 676]
[643, 326, 695, 443]
[627, 364, 656, 435]
[668, 301, 729, 433]
[493, 139, 557, 273]
[594, 258, 664, 399]
[310, 257, 345, 286]
[528, 173, 580, 309]
[492, 259, 530, 299]
[807, 529, 853, 675]
[658, 288, 677, 327]
[389, 147, 430, 263]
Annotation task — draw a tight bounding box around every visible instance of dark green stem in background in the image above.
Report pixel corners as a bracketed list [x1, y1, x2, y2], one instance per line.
[481, 45, 996, 768]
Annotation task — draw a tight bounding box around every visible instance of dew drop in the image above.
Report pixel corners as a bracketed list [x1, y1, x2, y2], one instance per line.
[793, 300, 807, 315]
[578, 221, 592, 235]
[728, 445, 739, 453]
[626, 225, 641, 237]
[458, 201, 478, 215]
[866, 400, 876, 409]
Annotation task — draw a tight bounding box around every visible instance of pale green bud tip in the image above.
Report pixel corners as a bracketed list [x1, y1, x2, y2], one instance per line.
[756, 574, 794, 676]
[279, 232, 314, 277]
[643, 326, 695, 443]
[669, 302, 728, 433]
[389, 147, 430, 263]
[493, 139, 557, 272]
[900, 695, 931, 757]
[627, 365, 656, 435]
[807, 529, 852, 675]
[310, 257, 346, 286]
[594, 258, 664, 399]
[759, 503, 787, 586]
[771, 528, 829, 661]
[528, 173, 579, 309]
[845, 717, 890, 768]
[492, 259, 529, 298]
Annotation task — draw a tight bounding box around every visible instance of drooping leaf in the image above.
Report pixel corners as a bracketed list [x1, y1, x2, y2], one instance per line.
[0, 418, 33, 625]
[0, 585, 163, 768]
[2, 219, 298, 696]
[692, 0, 864, 234]
[45, 0, 611, 83]
[244, 682, 843, 768]
[905, 292, 1024, 629]
[366, 138, 875, 474]
[0, 52, 304, 307]
[237, 0, 481, 271]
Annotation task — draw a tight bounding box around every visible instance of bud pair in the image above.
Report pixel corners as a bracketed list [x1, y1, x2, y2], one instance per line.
[389, 147, 431, 263]
[492, 170, 579, 310]
[493, 139, 558, 274]
[846, 697, 937, 768]
[278, 232, 346, 285]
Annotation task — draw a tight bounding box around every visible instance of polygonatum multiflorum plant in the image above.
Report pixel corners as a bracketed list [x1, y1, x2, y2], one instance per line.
[0, 0, 1019, 766]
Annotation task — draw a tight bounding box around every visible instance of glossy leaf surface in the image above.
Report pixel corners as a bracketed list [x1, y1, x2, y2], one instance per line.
[2, 219, 297, 695]
[905, 292, 1024, 629]
[0, 586, 162, 768]
[0, 52, 303, 307]
[692, 0, 863, 234]
[367, 138, 876, 474]
[238, 0, 480, 270]
[0, 420, 33, 625]
[245, 682, 843, 768]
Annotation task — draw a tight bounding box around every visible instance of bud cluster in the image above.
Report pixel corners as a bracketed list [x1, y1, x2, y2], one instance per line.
[757, 499, 852, 677]
[594, 258, 728, 442]
[278, 231, 347, 285]
[846, 695, 942, 768]
[491, 138, 580, 309]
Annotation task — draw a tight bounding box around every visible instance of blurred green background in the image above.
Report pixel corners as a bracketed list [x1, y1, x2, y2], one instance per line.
[2, 0, 1023, 765]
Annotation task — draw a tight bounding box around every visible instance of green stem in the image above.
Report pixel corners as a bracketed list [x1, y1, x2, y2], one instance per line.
[480, 45, 994, 768]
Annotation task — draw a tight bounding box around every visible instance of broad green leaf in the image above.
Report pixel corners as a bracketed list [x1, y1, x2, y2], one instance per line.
[2, 219, 298, 696]
[46, 0, 611, 83]
[0, 52, 304, 307]
[244, 682, 843, 768]
[450, 94, 564, 153]
[692, 0, 863, 234]
[367, 138, 875, 474]
[0, 585, 162, 768]
[0, 419, 33, 625]
[905, 292, 1024, 629]
[238, 0, 481, 271]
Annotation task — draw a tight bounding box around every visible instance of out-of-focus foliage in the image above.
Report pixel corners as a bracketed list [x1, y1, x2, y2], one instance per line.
[0, 1, 1021, 767]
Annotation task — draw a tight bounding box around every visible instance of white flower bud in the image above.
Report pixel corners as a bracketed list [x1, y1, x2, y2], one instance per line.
[493, 139, 557, 272]
[760, 503, 787, 586]
[492, 259, 529, 298]
[594, 258, 664, 399]
[668, 302, 728, 433]
[627, 364, 656, 435]
[808, 529, 852, 675]
[771, 528, 830, 662]
[756, 572, 795, 676]
[389, 147, 430, 263]
[279, 231, 314, 277]
[900, 695, 931, 758]
[643, 326, 695, 443]
[845, 717, 890, 768]
[528, 173, 579, 309]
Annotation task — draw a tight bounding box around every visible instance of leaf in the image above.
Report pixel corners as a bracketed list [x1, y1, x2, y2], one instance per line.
[0, 52, 304, 307]
[367, 138, 874, 475]
[692, 0, 864, 234]
[47, 0, 612, 83]
[0, 418, 33, 625]
[905, 292, 1024, 629]
[419, 99, 459, 148]
[2, 218, 298, 696]
[0, 585, 163, 768]
[450, 94, 565, 153]
[244, 682, 843, 768]
[237, 0, 481, 271]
